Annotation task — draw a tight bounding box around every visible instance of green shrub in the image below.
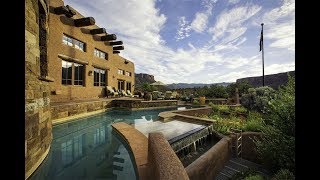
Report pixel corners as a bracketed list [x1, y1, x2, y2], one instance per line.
[192, 99, 200, 105]
[244, 174, 264, 180]
[208, 102, 214, 106]
[272, 169, 295, 180]
[255, 75, 295, 174]
[231, 169, 263, 180]
[241, 86, 275, 113]
[233, 106, 247, 114]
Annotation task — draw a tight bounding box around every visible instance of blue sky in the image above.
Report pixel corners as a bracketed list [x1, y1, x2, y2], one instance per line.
[64, 0, 295, 84]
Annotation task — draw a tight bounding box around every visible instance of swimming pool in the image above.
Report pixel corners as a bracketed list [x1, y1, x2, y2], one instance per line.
[28, 105, 198, 180]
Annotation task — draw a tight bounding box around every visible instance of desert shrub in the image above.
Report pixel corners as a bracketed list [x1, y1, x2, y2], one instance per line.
[241, 86, 275, 113]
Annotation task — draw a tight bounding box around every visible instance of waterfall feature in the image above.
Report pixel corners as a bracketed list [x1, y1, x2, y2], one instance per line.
[169, 124, 219, 166]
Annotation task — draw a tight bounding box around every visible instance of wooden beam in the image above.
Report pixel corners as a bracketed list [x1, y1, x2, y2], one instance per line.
[65, 5, 76, 17]
[74, 17, 95, 27]
[90, 28, 106, 35]
[109, 41, 123, 46]
[113, 46, 124, 51]
[53, 6, 75, 17]
[53, 6, 69, 15]
[101, 34, 117, 41]
[113, 51, 120, 54]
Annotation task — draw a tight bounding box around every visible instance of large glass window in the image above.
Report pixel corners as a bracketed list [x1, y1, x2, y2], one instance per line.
[94, 48, 107, 60]
[118, 80, 125, 90]
[62, 60, 72, 85]
[62, 34, 85, 51]
[126, 82, 132, 92]
[62, 60, 84, 86]
[93, 68, 106, 86]
[74, 63, 84, 85]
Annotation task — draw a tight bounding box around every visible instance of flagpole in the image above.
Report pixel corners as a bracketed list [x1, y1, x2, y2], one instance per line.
[261, 23, 265, 87]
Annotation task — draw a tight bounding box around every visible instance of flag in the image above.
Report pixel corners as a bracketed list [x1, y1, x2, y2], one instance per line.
[259, 27, 263, 51]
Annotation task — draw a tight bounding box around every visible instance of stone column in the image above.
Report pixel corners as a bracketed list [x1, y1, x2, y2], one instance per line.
[25, 0, 52, 179]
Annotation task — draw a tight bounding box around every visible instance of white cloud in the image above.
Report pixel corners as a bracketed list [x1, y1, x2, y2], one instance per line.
[228, 0, 240, 4]
[262, 0, 295, 51]
[175, 16, 192, 41]
[190, 12, 209, 33]
[176, 0, 217, 39]
[64, 0, 294, 84]
[208, 5, 261, 41]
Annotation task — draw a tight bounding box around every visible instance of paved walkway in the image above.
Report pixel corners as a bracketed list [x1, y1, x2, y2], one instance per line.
[215, 158, 271, 180]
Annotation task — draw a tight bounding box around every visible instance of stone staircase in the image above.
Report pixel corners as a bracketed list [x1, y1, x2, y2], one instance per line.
[215, 158, 270, 180]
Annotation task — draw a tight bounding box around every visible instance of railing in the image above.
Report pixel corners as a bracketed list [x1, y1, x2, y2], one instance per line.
[230, 128, 242, 158]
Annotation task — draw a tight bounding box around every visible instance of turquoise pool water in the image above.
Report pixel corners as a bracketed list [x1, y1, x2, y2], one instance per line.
[29, 106, 198, 180]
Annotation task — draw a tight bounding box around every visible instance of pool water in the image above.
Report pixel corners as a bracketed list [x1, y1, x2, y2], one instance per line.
[29, 106, 198, 180]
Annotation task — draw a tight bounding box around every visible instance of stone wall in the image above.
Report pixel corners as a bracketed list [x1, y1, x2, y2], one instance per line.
[25, 0, 52, 179]
[185, 137, 232, 180]
[236, 71, 295, 89]
[51, 99, 113, 120]
[148, 133, 189, 180]
[112, 99, 178, 109]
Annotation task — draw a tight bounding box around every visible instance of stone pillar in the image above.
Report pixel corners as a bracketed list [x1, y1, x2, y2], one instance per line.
[25, 0, 52, 179]
[235, 88, 240, 105]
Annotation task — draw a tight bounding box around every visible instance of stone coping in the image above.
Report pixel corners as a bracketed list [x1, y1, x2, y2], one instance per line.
[158, 107, 215, 124]
[111, 122, 149, 180]
[141, 100, 178, 103]
[52, 109, 110, 125]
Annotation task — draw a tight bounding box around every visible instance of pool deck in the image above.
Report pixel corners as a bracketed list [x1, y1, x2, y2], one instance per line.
[111, 122, 149, 180]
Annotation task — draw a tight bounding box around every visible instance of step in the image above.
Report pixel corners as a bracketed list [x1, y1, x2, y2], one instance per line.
[113, 157, 125, 163]
[220, 166, 238, 178]
[112, 164, 124, 171]
[215, 172, 230, 180]
[227, 159, 249, 172]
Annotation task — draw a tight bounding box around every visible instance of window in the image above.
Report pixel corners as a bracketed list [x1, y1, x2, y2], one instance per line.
[93, 68, 106, 86]
[74, 63, 84, 85]
[62, 34, 85, 51]
[125, 71, 132, 76]
[62, 61, 72, 85]
[118, 80, 125, 90]
[94, 48, 108, 60]
[118, 69, 124, 75]
[61, 60, 84, 86]
[126, 82, 131, 91]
